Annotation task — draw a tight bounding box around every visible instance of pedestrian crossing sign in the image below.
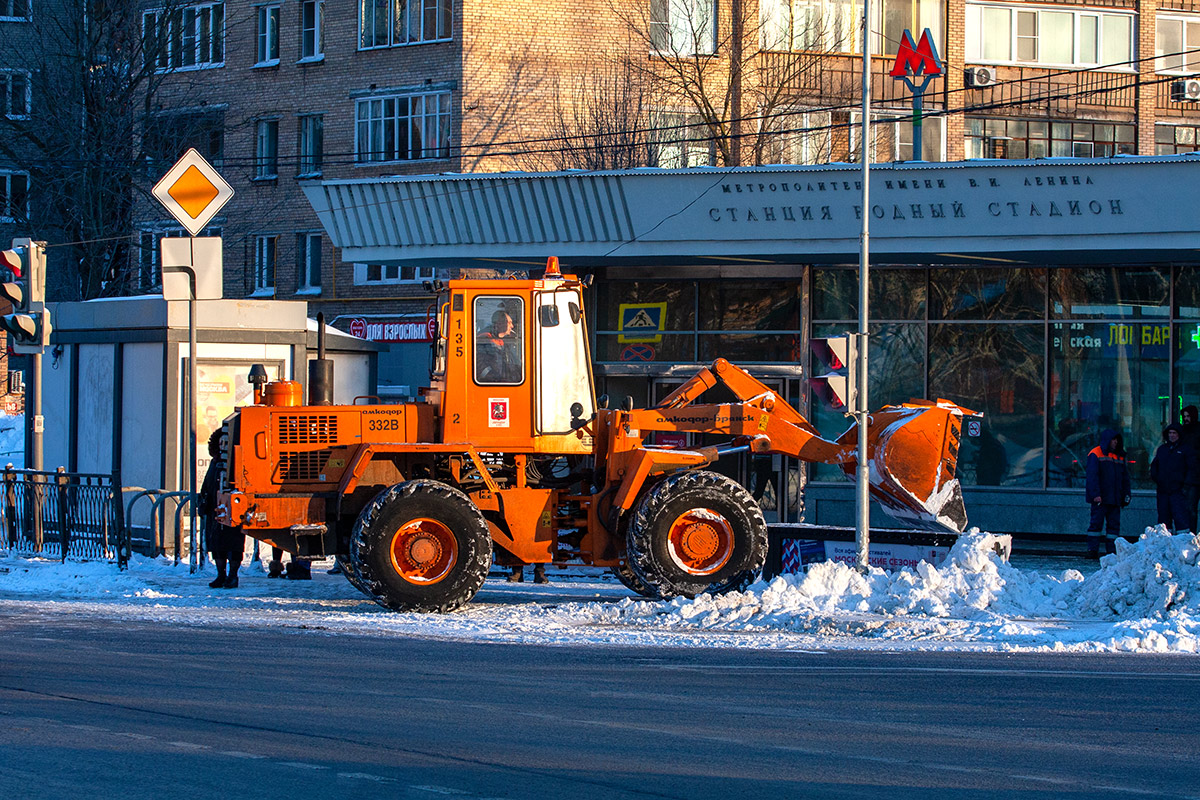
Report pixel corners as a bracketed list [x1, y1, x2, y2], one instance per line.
[618, 302, 667, 343]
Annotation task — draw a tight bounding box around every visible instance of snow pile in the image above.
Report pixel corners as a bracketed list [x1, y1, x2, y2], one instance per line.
[592, 527, 1200, 652]
[2, 526, 1199, 653]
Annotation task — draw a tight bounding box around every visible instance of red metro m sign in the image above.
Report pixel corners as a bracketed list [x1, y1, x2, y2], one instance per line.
[889, 29, 943, 78]
[889, 28, 943, 161]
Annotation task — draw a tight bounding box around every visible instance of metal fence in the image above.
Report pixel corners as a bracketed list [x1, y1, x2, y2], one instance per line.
[0, 467, 129, 566]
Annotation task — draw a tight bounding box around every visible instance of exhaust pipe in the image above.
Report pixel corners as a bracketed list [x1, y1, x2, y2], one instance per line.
[308, 312, 334, 406]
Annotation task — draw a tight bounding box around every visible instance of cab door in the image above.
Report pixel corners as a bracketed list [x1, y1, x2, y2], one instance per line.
[457, 293, 533, 448]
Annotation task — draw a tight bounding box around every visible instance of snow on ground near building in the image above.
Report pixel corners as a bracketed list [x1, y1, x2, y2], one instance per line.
[1, 527, 1198, 654]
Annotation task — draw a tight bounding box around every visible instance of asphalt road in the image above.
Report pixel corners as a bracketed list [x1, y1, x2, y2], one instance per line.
[0, 610, 1197, 800]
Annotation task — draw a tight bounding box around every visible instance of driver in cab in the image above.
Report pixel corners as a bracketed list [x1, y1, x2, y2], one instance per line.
[477, 309, 521, 383]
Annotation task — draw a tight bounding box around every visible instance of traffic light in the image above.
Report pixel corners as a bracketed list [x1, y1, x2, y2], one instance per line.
[810, 334, 859, 414]
[0, 238, 51, 354]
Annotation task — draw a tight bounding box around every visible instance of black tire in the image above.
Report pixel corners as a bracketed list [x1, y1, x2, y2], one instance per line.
[350, 479, 492, 612]
[610, 560, 660, 599]
[626, 470, 767, 599]
[336, 554, 372, 597]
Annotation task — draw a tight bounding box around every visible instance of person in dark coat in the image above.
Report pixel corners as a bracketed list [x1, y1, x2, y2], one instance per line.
[1085, 428, 1131, 558]
[198, 429, 246, 588]
[1180, 406, 1200, 531]
[1151, 424, 1196, 533]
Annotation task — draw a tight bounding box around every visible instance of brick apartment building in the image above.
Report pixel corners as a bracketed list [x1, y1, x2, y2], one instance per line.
[117, 0, 1200, 394]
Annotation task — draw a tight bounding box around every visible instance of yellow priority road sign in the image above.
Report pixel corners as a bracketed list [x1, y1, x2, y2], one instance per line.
[151, 148, 234, 236]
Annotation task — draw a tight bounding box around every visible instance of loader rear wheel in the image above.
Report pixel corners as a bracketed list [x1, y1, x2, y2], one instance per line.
[336, 555, 371, 597]
[627, 470, 767, 599]
[350, 480, 492, 612]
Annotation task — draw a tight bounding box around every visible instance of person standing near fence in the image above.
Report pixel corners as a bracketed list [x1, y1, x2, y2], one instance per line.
[199, 430, 245, 588]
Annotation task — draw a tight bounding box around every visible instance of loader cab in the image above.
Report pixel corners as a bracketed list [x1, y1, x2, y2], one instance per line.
[437, 261, 595, 454]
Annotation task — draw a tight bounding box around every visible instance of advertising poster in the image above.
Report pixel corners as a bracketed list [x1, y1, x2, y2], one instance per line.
[193, 360, 281, 480]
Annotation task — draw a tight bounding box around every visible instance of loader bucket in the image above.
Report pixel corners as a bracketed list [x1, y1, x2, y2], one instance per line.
[834, 400, 978, 533]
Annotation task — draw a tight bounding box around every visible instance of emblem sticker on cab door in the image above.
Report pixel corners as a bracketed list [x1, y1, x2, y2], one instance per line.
[489, 398, 510, 428]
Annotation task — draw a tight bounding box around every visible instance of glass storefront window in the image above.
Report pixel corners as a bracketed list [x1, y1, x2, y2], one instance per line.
[698, 282, 801, 331]
[810, 322, 925, 479]
[812, 268, 926, 321]
[594, 280, 695, 333]
[699, 333, 802, 363]
[929, 267, 1046, 320]
[1050, 266, 1170, 319]
[929, 324, 1044, 487]
[1175, 321, 1200, 423]
[595, 333, 694, 363]
[1048, 321, 1170, 489]
[1175, 266, 1200, 318]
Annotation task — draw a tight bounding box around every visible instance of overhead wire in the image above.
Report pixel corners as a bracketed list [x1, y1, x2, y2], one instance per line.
[35, 43, 1200, 249]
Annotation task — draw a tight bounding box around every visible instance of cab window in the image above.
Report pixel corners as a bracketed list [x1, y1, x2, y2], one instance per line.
[474, 296, 524, 385]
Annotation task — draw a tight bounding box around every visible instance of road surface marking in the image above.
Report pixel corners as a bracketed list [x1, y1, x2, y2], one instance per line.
[337, 772, 396, 783]
[218, 750, 267, 759]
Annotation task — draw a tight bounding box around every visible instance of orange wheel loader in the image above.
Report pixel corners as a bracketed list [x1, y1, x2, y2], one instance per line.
[217, 258, 979, 612]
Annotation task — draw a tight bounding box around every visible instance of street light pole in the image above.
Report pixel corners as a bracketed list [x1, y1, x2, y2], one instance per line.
[857, 0, 872, 573]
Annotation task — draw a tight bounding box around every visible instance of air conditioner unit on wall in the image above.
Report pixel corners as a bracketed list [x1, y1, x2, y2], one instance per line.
[1171, 79, 1200, 102]
[965, 66, 995, 88]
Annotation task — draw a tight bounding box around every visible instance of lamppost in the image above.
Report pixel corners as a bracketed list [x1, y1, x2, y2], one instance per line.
[856, 0, 872, 572]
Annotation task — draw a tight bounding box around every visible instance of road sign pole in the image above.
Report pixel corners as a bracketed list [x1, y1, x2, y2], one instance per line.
[31, 351, 41, 472]
[151, 148, 233, 573]
[858, 0, 872, 574]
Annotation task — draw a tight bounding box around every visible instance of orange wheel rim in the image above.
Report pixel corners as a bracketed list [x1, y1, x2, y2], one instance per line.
[389, 518, 457, 585]
[666, 508, 734, 575]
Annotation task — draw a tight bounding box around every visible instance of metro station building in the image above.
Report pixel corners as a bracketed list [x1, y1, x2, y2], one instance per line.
[303, 156, 1200, 535]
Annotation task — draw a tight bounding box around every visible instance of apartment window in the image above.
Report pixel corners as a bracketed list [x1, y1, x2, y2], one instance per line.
[254, 235, 277, 293]
[298, 114, 323, 176]
[0, 172, 28, 222]
[256, 119, 278, 178]
[965, 117, 1135, 158]
[651, 0, 716, 55]
[763, 110, 835, 164]
[0, 0, 29, 20]
[1156, 124, 1200, 155]
[965, 4, 1132, 69]
[300, 0, 324, 60]
[355, 92, 451, 162]
[651, 112, 715, 167]
[1, 71, 29, 118]
[297, 233, 321, 292]
[357, 263, 435, 284]
[256, 4, 280, 65]
[1157, 15, 1200, 73]
[359, 0, 451, 48]
[144, 110, 224, 178]
[761, 0, 941, 57]
[142, 3, 225, 71]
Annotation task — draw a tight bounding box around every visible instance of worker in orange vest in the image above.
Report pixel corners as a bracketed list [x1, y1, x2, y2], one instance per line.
[1085, 428, 1131, 559]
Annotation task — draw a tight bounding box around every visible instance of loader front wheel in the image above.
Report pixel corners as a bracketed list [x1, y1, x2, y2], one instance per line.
[350, 480, 492, 612]
[627, 470, 766, 599]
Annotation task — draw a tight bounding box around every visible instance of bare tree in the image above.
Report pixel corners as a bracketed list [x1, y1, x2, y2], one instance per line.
[0, 0, 230, 299]
[459, 41, 548, 173]
[602, 0, 852, 167]
[518, 55, 659, 171]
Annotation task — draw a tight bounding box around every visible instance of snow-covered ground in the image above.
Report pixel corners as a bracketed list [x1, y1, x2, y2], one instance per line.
[2, 527, 1198, 654]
